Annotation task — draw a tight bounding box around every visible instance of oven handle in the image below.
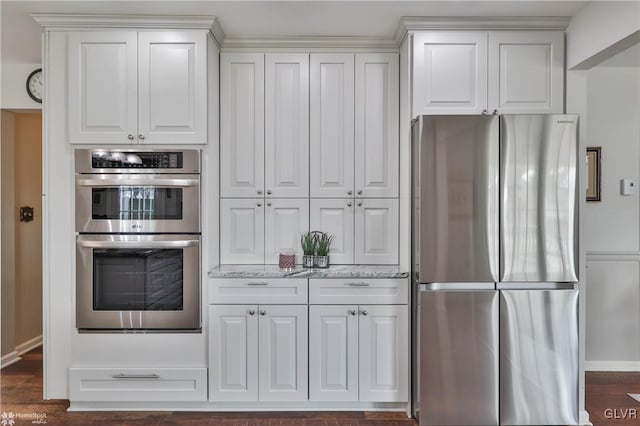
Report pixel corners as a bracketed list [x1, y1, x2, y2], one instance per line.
[76, 178, 199, 187]
[77, 239, 199, 249]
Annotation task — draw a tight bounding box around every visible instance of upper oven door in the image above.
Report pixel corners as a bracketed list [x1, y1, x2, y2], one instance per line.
[76, 174, 200, 233]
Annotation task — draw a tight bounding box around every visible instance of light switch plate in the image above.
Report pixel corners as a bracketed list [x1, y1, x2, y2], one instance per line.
[621, 179, 636, 195]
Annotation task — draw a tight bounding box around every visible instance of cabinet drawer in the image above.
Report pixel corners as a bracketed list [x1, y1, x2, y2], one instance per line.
[309, 279, 408, 304]
[69, 367, 207, 402]
[209, 278, 308, 304]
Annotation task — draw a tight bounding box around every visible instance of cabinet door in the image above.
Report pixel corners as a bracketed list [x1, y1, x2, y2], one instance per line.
[310, 199, 354, 264]
[258, 305, 308, 401]
[309, 305, 358, 401]
[209, 305, 259, 402]
[310, 54, 355, 198]
[413, 31, 488, 115]
[221, 53, 265, 198]
[265, 54, 309, 197]
[220, 199, 265, 264]
[488, 31, 564, 114]
[355, 53, 399, 198]
[138, 31, 207, 144]
[358, 305, 408, 402]
[265, 199, 309, 264]
[68, 32, 138, 144]
[355, 199, 399, 265]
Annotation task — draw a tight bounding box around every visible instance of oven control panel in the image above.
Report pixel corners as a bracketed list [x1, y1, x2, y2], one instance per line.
[91, 151, 183, 169]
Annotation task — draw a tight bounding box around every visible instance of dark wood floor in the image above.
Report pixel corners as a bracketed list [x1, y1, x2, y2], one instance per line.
[0, 347, 416, 425]
[3, 348, 640, 425]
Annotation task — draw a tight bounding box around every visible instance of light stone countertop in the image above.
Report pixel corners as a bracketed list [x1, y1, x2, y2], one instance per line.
[208, 264, 409, 279]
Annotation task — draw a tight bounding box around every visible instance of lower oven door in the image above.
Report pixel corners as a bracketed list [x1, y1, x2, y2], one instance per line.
[76, 234, 200, 331]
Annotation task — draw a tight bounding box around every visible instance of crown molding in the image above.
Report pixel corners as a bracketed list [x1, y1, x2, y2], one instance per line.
[395, 16, 571, 44]
[31, 14, 226, 45]
[222, 36, 398, 51]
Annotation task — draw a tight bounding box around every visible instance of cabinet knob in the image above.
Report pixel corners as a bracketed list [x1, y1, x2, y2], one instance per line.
[266, 201, 272, 207]
[347, 201, 353, 207]
[257, 201, 263, 207]
[349, 310, 357, 316]
[266, 189, 272, 195]
[260, 310, 266, 316]
[138, 134, 145, 140]
[248, 310, 256, 316]
[492, 109, 498, 115]
[357, 190, 363, 195]
[357, 200, 363, 207]
[481, 109, 488, 115]
[361, 310, 368, 316]
[257, 189, 263, 195]
[347, 190, 353, 195]
[127, 134, 134, 141]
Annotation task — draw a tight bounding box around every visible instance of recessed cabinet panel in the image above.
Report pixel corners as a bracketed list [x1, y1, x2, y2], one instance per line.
[413, 32, 488, 115]
[259, 305, 308, 401]
[221, 53, 265, 197]
[265, 54, 309, 198]
[359, 305, 408, 402]
[265, 199, 309, 264]
[310, 199, 354, 264]
[488, 32, 564, 113]
[68, 32, 138, 143]
[310, 54, 355, 198]
[220, 199, 265, 264]
[209, 305, 259, 402]
[138, 32, 207, 143]
[309, 305, 359, 401]
[355, 53, 399, 198]
[355, 199, 399, 265]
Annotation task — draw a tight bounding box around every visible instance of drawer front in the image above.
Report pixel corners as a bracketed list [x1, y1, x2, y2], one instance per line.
[69, 367, 207, 402]
[309, 279, 408, 304]
[209, 278, 308, 304]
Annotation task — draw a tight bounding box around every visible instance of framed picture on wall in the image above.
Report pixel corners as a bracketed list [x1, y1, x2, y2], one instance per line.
[586, 147, 601, 202]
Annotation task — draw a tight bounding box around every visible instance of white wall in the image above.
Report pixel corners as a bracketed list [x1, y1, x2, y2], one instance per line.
[1, 63, 43, 109]
[583, 66, 640, 370]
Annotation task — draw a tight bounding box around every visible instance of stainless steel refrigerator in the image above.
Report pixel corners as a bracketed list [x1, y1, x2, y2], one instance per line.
[412, 115, 579, 426]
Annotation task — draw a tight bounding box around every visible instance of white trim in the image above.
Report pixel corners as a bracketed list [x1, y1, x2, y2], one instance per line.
[586, 251, 640, 261]
[395, 16, 572, 44]
[68, 401, 408, 412]
[222, 37, 398, 51]
[580, 410, 592, 426]
[1, 351, 21, 369]
[585, 360, 640, 371]
[15, 335, 43, 355]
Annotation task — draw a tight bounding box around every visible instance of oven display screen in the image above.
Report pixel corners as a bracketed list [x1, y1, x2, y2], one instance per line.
[91, 188, 183, 220]
[91, 152, 183, 169]
[93, 248, 184, 311]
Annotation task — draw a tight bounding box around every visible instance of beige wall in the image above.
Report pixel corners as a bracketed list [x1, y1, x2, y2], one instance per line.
[1, 110, 16, 358]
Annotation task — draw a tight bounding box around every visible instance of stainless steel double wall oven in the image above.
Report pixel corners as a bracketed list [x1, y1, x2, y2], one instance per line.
[75, 149, 201, 331]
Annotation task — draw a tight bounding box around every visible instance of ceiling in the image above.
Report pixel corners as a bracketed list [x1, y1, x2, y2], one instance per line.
[1, 0, 589, 64]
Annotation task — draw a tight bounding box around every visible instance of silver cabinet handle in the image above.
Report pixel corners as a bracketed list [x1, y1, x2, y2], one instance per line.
[248, 310, 256, 315]
[349, 310, 357, 316]
[138, 134, 145, 140]
[492, 109, 498, 115]
[347, 201, 353, 207]
[127, 134, 134, 141]
[260, 310, 266, 316]
[112, 373, 159, 379]
[257, 201, 263, 207]
[357, 200, 363, 207]
[361, 310, 368, 316]
[357, 190, 363, 195]
[347, 282, 370, 287]
[347, 190, 353, 195]
[257, 189, 263, 195]
[481, 109, 488, 115]
[266, 189, 272, 195]
[247, 282, 268, 286]
[266, 201, 272, 207]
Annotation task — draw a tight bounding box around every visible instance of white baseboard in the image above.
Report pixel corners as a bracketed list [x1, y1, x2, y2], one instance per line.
[580, 409, 592, 426]
[585, 360, 640, 371]
[1, 351, 21, 369]
[15, 335, 43, 355]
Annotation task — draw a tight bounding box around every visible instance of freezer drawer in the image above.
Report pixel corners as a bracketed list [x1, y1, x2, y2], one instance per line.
[500, 289, 579, 425]
[418, 289, 499, 426]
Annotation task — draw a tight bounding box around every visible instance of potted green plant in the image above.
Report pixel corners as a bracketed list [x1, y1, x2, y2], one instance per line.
[300, 232, 317, 268]
[314, 232, 334, 268]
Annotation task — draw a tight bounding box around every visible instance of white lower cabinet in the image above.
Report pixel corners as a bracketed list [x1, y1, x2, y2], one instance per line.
[309, 304, 408, 402]
[209, 304, 308, 402]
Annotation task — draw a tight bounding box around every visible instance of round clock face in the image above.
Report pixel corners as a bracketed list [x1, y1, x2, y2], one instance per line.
[26, 68, 43, 103]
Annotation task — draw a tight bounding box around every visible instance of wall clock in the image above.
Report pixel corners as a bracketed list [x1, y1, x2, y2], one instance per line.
[26, 68, 43, 103]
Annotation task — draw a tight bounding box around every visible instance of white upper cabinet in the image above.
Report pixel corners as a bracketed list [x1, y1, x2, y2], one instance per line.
[221, 52, 265, 198]
[68, 31, 208, 144]
[220, 198, 265, 264]
[310, 199, 355, 264]
[265, 53, 310, 198]
[68, 32, 138, 143]
[413, 31, 488, 115]
[138, 31, 207, 144]
[310, 54, 355, 198]
[355, 199, 399, 265]
[488, 31, 564, 114]
[355, 53, 399, 198]
[265, 199, 309, 264]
